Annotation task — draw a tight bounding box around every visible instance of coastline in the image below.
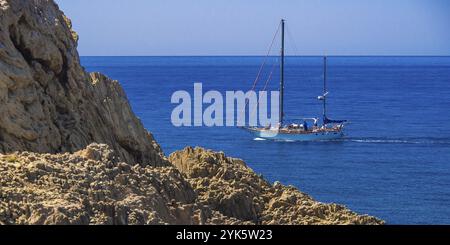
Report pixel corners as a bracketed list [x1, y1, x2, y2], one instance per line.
[0, 0, 383, 225]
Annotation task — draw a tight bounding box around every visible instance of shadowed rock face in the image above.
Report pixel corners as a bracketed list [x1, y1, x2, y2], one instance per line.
[0, 0, 166, 166]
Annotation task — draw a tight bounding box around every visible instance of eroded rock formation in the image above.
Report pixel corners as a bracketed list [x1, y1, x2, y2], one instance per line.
[0, 144, 244, 225]
[0, 144, 383, 225]
[169, 147, 384, 225]
[0, 0, 165, 166]
[0, 0, 384, 225]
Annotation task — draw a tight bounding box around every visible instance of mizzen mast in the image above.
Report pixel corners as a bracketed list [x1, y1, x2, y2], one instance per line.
[279, 19, 285, 126]
[323, 56, 328, 120]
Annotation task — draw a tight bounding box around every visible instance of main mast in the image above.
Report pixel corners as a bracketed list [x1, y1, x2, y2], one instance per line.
[279, 19, 285, 126]
[323, 56, 327, 120]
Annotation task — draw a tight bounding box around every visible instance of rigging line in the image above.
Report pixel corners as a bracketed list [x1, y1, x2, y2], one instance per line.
[244, 22, 281, 122]
[249, 57, 279, 122]
[239, 22, 281, 124]
[286, 24, 300, 56]
[283, 25, 300, 121]
[261, 58, 278, 92]
[249, 21, 281, 92]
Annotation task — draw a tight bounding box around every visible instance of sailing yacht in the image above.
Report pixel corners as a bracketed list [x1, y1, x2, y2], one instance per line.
[245, 19, 347, 141]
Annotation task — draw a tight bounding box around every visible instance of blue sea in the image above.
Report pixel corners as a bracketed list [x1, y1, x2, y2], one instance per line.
[82, 56, 450, 224]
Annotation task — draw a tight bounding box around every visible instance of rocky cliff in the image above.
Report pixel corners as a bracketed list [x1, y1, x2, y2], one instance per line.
[0, 144, 243, 225]
[0, 0, 165, 166]
[0, 144, 383, 225]
[169, 147, 383, 225]
[0, 0, 384, 225]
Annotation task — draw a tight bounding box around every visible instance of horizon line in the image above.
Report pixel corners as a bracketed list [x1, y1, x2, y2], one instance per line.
[79, 55, 450, 58]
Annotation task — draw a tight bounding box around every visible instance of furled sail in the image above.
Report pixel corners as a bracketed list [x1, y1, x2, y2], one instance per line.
[324, 116, 347, 124]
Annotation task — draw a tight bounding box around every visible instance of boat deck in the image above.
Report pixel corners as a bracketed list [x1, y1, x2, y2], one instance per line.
[248, 126, 343, 135]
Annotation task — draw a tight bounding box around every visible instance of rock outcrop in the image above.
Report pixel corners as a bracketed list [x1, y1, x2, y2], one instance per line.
[0, 144, 383, 225]
[0, 0, 165, 166]
[0, 0, 384, 225]
[169, 147, 384, 225]
[0, 144, 245, 225]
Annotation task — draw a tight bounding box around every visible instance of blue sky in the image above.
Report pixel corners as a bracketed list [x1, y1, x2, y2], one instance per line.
[55, 0, 450, 56]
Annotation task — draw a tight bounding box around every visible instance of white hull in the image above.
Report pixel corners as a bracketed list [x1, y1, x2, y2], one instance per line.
[248, 128, 344, 141]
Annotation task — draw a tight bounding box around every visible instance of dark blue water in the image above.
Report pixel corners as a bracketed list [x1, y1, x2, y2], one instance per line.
[81, 56, 450, 224]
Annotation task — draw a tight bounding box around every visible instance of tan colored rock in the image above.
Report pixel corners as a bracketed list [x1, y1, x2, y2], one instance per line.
[0, 144, 384, 225]
[0, 0, 165, 166]
[0, 144, 242, 225]
[169, 147, 385, 225]
[0, 0, 384, 225]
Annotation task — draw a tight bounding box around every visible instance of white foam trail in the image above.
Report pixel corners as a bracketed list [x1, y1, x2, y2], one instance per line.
[253, 137, 266, 141]
[350, 139, 415, 144]
[253, 137, 450, 145]
[347, 138, 450, 145]
[274, 139, 296, 142]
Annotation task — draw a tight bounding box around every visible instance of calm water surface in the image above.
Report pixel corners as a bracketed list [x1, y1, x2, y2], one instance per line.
[82, 56, 450, 224]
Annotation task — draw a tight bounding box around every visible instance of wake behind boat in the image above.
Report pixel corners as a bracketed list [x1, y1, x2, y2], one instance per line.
[245, 19, 347, 141]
